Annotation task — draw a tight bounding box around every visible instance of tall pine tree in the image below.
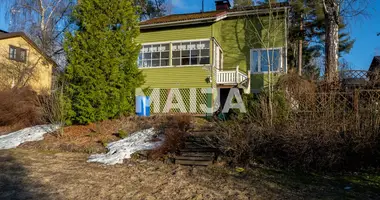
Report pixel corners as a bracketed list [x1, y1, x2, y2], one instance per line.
[287, 0, 354, 78]
[63, 0, 144, 125]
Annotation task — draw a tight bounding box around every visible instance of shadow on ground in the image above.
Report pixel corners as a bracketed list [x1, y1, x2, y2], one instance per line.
[202, 166, 380, 200]
[0, 151, 53, 200]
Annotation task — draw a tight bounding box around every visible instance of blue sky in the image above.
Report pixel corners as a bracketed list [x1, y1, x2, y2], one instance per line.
[1, 0, 379, 70]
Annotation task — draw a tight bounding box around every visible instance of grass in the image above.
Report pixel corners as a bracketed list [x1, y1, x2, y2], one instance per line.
[1, 148, 379, 200]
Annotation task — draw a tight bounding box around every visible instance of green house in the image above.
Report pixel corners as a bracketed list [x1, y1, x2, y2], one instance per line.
[137, 1, 289, 115]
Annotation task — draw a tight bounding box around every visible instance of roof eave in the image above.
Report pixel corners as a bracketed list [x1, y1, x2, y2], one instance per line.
[140, 16, 221, 30]
[140, 6, 289, 30]
[0, 32, 57, 67]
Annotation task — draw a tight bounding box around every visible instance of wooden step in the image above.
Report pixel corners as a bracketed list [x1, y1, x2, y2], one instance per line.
[184, 144, 208, 149]
[180, 152, 215, 157]
[180, 148, 218, 153]
[175, 159, 213, 166]
[185, 140, 207, 144]
[174, 156, 214, 161]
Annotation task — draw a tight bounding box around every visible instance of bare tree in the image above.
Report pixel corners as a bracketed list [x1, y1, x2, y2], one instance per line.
[228, 1, 287, 126]
[3, 0, 75, 67]
[135, 0, 167, 20]
[234, 0, 253, 8]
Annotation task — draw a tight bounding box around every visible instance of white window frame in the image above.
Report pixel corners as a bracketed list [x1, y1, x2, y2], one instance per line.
[138, 39, 211, 69]
[213, 39, 223, 70]
[172, 40, 210, 67]
[250, 47, 284, 74]
[139, 43, 170, 68]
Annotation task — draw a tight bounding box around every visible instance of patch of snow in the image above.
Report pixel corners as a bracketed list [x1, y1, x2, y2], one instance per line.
[0, 125, 60, 150]
[88, 128, 163, 165]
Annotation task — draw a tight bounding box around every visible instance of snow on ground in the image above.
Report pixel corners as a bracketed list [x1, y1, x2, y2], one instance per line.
[88, 128, 163, 165]
[0, 125, 60, 150]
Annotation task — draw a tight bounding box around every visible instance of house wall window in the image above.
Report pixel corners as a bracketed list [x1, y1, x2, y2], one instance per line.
[172, 41, 210, 66]
[9, 46, 27, 63]
[138, 40, 210, 68]
[139, 43, 170, 68]
[250, 48, 283, 73]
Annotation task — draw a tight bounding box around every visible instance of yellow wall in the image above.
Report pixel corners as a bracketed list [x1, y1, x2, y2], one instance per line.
[0, 36, 53, 93]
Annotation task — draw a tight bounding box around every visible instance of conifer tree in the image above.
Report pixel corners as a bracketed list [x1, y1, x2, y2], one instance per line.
[63, 0, 144, 124]
[287, 0, 354, 78]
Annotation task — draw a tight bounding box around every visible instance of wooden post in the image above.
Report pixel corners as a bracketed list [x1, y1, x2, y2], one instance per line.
[236, 65, 239, 84]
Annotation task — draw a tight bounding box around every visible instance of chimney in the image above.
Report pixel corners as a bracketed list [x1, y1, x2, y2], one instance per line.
[215, 0, 231, 11]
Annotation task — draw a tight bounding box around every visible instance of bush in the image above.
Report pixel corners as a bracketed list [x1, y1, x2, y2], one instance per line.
[151, 115, 193, 159]
[0, 87, 44, 129]
[208, 74, 380, 171]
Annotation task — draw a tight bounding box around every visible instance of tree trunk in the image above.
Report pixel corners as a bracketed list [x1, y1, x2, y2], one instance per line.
[298, 17, 303, 76]
[323, 0, 340, 82]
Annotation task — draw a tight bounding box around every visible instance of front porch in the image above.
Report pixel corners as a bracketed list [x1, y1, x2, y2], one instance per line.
[216, 66, 250, 90]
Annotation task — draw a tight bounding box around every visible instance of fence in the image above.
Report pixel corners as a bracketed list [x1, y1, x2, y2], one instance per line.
[288, 90, 380, 128]
[144, 88, 212, 115]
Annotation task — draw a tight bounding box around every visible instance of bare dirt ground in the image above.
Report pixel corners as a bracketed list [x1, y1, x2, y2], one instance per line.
[1, 149, 380, 200]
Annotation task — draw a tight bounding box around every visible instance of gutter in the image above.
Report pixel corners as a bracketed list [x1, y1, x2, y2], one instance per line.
[140, 17, 219, 29]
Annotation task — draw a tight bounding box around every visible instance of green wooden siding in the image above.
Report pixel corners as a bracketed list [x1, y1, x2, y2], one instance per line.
[213, 15, 285, 73]
[138, 25, 213, 89]
[251, 73, 282, 92]
[138, 13, 286, 92]
[138, 25, 212, 43]
[141, 66, 211, 89]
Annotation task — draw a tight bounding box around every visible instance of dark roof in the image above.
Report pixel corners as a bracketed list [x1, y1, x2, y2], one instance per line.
[140, 10, 226, 26]
[140, 2, 289, 27]
[0, 29, 8, 33]
[0, 32, 56, 66]
[369, 56, 380, 72]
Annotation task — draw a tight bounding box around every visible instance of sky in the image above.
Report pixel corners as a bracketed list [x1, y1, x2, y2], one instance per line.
[0, 0, 379, 70]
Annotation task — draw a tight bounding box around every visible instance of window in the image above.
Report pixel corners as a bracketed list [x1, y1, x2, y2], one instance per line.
[138, 40, 211, 68]
[9, 46, 27, 62]
[251, 48, 282, 73]
[138, 43, 170, 68]
[172, 41, 210, 66]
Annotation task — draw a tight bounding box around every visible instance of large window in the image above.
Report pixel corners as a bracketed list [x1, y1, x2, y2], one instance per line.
[139, 43, 170, 68]
[250, 48, 282, 73]
[172, 41, 210, 66]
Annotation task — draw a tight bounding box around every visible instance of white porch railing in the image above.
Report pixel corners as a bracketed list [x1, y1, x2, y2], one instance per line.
[216, 66, 248, 85]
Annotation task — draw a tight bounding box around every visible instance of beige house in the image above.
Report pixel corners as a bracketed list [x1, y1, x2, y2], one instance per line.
[0, 30, 55, 93]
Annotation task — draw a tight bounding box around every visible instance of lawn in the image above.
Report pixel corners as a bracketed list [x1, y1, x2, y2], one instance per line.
[1, 149, 379, 200]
